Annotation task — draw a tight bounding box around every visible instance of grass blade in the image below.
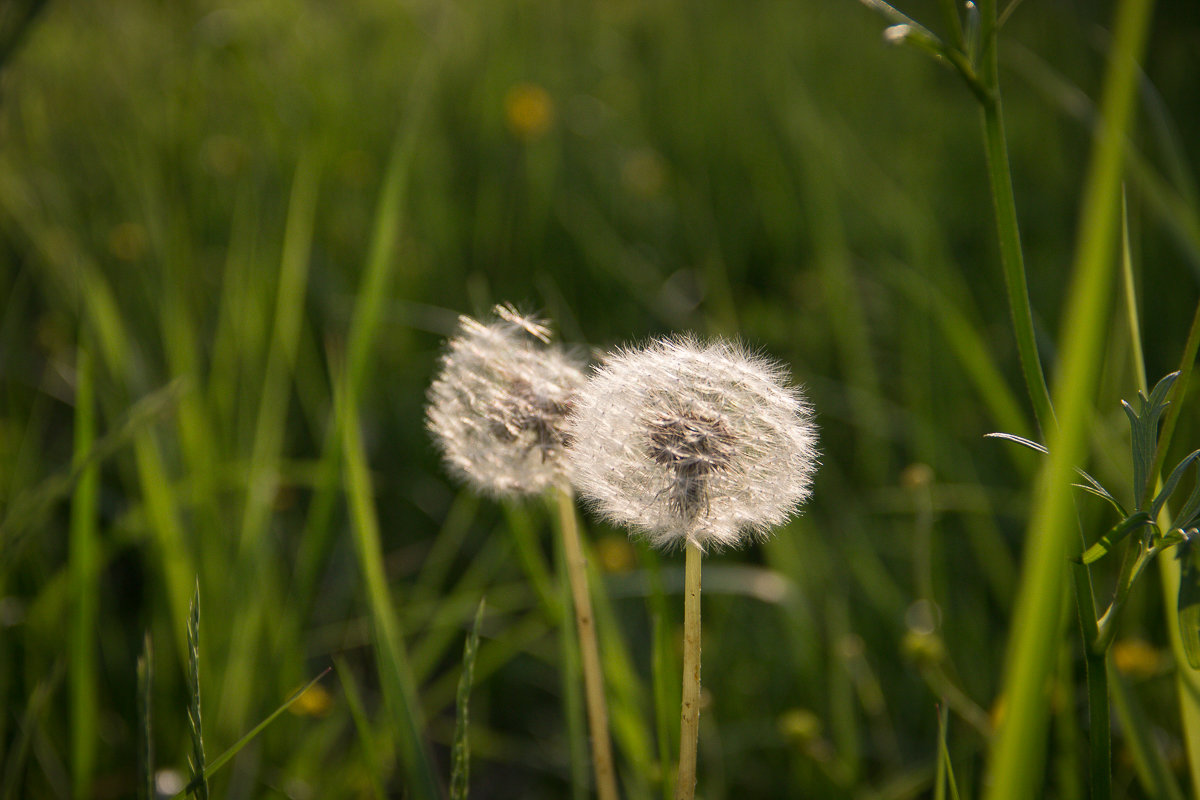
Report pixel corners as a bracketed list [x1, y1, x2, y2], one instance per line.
[451, 599, 486, 800]
[180, 671, 331, 796]
[179, 667, 333, 797]
[186, 583, 208, 800]
[982, 0, 1156, 796]
[342, 391, 440, 799]
[334, 658, 388, 800]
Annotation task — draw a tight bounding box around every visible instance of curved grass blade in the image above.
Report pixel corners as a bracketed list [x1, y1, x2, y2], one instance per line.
[451, 599, 486, 800]
[179, 667, 332, 797]
[987, 432, 1126, 514]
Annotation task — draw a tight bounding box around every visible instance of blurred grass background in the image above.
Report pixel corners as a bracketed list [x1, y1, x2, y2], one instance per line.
[1, 0, 1199, 797]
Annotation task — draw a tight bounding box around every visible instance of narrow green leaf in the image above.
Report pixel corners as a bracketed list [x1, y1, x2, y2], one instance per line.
[1079, 512, 1152, 565]
[450, 599, 486, 800]
[1071, 474, 1128, 517]
[1158, 451, 1200, 528]
[935, 704, 962, 800]
[342, 394, 440, 799]
[984, 431, 1047, 454]
[1176, 477, 1200, 532]
[180, 668, 333, 797]
[988, 433, 1126, 514]
[1177, 542, 1200, 669]
[334, 658, 387, 800]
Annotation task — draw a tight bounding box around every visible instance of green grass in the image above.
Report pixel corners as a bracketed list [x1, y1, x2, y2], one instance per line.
[1, 0, 1199, 797]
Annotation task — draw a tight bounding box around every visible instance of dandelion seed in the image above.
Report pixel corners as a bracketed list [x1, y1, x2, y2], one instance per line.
[568, 335, 818, 551]
[426, 306, 585, 497]
[426, 305, 620, 800]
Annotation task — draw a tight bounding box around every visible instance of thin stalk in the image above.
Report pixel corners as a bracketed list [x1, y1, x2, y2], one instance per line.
[977, 1, 1110, 795]
[675, 542, 702, 800]
[981, 1, 1157, 799]
[976, 1, 1055, 439]
[1119, 190, 1148, 390]
[554, 487, 619, 800]
[1155, 299, 1200, 787]
[342, 397, 440, 800]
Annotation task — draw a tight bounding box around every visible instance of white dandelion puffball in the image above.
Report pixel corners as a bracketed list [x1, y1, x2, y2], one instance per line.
[427, 305, 586, 497]
[568, 336, 818, 551]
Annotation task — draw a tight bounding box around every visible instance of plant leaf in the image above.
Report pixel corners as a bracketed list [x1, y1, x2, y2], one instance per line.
[1079, 511, 1151, 565]
[1171, 463, 1200, 532]
[985, 431, 1048, 454]
[1125, 372, 1181, 509]
[1152, 449, 1200, 522]
[987, 433, 1126, 514]
[1178, 541, 1200, 669]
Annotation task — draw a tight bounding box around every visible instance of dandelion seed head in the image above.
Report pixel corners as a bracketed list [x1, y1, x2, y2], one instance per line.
[427, 306, 585, 497]
[567, 335, 818, 551]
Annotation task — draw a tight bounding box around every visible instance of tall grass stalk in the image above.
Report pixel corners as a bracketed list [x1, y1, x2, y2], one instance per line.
[293, 42, 441, 608]
[342, 391, 440, 799]
[981, 0, 1156, 798]
[450, 599, 486, 800]
[68, 342, 97, 800]
[674, 542, 702, 800]
[186, 584, 209, 800]
[554, 487, 620, 800]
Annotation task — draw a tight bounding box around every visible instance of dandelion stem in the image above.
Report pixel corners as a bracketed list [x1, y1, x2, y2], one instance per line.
[675, 541, 702, 800]
[554, 487, 620, 800]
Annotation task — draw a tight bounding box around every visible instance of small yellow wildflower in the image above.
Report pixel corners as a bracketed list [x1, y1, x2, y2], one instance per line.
[504, 83, 554, 141]
[1112, 638, 1165, 678]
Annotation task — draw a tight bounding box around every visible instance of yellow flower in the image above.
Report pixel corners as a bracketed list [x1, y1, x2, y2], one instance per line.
[505, 83, 554, 141]
[1112, 638, 1165, 678]
[288, 683, 333, 717]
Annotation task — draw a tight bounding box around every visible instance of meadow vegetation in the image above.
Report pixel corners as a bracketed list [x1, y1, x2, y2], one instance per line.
[1, 0, 1199, 797]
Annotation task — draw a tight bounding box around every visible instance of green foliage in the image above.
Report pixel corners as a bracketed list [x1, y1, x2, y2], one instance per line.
[1, 0, 1199, 796]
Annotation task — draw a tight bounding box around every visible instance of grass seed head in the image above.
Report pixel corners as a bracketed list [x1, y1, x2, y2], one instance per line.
[567, 335, 819, 551]
[427, 306, 585, 497]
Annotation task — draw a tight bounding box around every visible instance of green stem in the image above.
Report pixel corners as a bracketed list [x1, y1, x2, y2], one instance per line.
[977, 83, 1056, 437]
[976, 0, 1155, 797]
[1094, 542, 1143, 653]
[675, 542, 703, 800]
[977, 1, 1108, 795]
[1155, 299, 1200, 787]
[554, 488, 620, 800]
